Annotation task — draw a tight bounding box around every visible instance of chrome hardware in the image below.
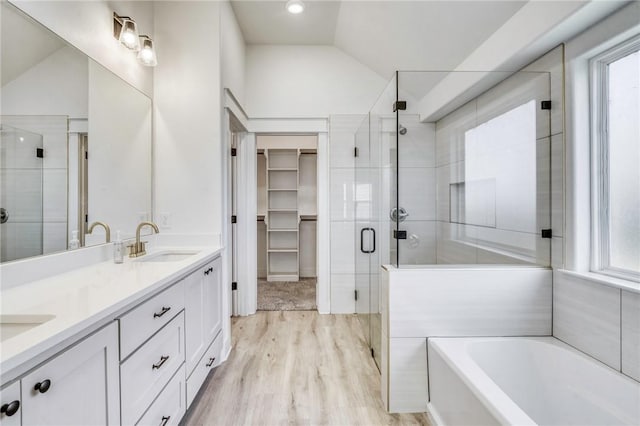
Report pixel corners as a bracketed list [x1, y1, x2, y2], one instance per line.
[129, 221, 160, 257]
[87, 221, 111, 243]
[390, 207, 408, 223]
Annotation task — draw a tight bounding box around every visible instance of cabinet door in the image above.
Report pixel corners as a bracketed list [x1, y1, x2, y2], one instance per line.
[204, 258, 222, 343]
[21, 323, 120, 426]
[184, 267, 206, 377]
[0, 381, 21, 426]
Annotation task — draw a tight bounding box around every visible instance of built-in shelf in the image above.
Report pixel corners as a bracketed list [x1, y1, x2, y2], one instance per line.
[265, 148, 300, 282]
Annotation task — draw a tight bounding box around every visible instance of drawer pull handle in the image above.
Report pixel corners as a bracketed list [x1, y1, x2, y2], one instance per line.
[34, 379, 51, 394]
[152, 355, 170, 370]
[153, 306, 171, 318]
[205, 357, 216, 367]
[1, 400, 20, 416]
[160, 415, 171, 426]
[204, 267, 213, 275]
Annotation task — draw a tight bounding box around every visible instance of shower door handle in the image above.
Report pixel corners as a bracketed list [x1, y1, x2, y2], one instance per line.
[360, 227, 376, 254]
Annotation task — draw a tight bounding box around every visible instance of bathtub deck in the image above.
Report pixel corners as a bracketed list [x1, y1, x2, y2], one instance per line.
[184, 311, 431, 425]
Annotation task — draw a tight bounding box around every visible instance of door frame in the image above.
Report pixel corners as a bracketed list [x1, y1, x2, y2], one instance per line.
[228, 116, 330, 315]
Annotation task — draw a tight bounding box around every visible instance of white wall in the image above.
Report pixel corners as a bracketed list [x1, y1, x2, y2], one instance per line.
[245, 45, 387, 118]
[153, 1, 222, 236]
[10, 0, 154, 97]
[221, 0, 246, 106]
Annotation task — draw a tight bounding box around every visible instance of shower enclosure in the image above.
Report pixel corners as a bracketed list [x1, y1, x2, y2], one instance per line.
[349, 70, 552, 369]
[0, 124, 45, 262]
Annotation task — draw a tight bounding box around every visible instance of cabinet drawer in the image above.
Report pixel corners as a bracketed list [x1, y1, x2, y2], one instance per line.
[136, 365, 185, 426]
[120, 280, 185, 359]
[186, 331, 222, 408]
[0, 381, 21, 426]
[121, 313, 185, 425]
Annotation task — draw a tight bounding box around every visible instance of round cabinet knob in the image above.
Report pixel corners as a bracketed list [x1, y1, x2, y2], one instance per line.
[1, 400, 20, 417]
[34, 379, 51, 394]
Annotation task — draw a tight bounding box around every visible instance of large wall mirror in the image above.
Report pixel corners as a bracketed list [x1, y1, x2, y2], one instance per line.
[0, 2, 152, 262]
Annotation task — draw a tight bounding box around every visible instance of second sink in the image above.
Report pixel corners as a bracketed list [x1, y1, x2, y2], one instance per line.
[135, 250, 200, 262]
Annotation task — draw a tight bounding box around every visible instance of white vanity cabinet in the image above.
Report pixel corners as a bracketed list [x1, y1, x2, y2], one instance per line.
[118, 280, 186, 425]
[20, 323, 120, 426]
[184, 257, 223, 406]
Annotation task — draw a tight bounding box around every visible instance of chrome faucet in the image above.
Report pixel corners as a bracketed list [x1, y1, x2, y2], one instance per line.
[87, 221, 111, 243]
[128, 221, 160, 257]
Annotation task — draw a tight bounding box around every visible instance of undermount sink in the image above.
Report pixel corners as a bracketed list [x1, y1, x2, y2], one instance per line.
[136, 250, 201, 262]
[0, 314, 56, 342]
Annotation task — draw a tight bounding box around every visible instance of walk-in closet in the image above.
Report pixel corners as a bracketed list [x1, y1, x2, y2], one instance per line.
[256, 135, 317, 310]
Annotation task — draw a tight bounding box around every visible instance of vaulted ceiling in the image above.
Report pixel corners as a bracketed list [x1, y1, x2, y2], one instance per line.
[231, 0, 527, 80]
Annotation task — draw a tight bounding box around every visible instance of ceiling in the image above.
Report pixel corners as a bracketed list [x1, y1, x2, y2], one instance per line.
[230, 0, 528, 79]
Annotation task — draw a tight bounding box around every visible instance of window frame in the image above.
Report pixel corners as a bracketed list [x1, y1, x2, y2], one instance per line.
[589, 35, 640, 282]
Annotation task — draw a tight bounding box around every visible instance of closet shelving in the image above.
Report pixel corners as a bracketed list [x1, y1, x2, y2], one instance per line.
[266, 149, 300, 281]
[257, 135, 317, 282]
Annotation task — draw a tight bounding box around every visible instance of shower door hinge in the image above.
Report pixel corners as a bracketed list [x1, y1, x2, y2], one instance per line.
[231, 148, 237, 157]
[231, 282, 237, 290]
[541, 100, 552, 110]
[354, 290, 358, 301]
[231, 215, 237, 224]
[393, 101, 407, 112]
[541, 229, 552, 238]
[36, 148, 44, 158]
[85, 214, 88, 223]
[354, 147, 359, 157]
[393, 230, 407, 240]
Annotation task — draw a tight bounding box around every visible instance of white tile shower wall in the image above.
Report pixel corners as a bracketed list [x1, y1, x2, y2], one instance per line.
[395, 117, 437, 266]
[329, 115, 363, 313]
[434, 47, 564, 266]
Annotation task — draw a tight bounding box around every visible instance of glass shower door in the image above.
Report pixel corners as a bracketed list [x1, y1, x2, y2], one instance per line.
[354, 116, 371, 347]
[0, 125, 44, 262]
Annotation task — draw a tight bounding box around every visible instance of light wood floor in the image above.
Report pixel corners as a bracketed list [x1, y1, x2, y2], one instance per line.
[184, 311, 430, 426]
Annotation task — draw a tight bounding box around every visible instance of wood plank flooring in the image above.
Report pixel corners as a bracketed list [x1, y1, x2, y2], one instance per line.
[184, 311, 430, 425]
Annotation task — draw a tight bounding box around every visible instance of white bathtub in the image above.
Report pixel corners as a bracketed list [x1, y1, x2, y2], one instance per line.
[427, 337, 640, 426]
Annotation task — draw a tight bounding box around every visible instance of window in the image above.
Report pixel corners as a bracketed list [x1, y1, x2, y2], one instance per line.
[591, 36, 640, 280]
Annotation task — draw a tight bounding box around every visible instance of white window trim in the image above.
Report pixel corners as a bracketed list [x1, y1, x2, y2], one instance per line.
[589, 34, 640, 282]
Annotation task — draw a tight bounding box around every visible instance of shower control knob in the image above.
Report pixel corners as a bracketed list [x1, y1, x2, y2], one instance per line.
[390, 207, 408, 223]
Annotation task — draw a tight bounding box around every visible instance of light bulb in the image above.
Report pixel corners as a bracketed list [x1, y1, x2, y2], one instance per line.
[286, 0, 304, 14]
[137, 36, 157, 67]
[118, 18, 140, 51]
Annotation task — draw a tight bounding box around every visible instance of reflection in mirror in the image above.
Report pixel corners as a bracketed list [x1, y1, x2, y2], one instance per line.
[0, 2, 152, 262]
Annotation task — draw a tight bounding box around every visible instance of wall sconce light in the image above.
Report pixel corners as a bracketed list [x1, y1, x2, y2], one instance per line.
[137, 36, 157, 67]
[113, 13, 140, 51]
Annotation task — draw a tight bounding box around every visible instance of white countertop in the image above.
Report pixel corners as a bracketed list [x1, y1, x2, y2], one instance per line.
[0, 245, 222, 381]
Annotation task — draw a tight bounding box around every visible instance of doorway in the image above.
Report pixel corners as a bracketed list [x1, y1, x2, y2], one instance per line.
[256, 135, 318, 311]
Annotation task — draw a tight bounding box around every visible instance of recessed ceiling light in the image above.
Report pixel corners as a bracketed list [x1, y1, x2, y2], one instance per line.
[286, 0, 305, 14]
